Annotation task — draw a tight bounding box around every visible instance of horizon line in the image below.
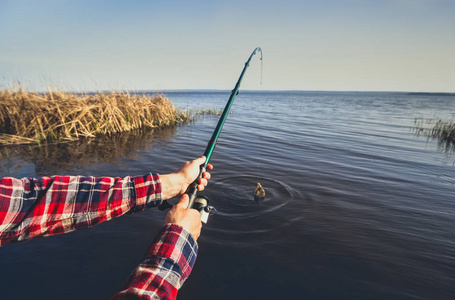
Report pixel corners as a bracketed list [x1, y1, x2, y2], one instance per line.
[2, 85, 454, 95]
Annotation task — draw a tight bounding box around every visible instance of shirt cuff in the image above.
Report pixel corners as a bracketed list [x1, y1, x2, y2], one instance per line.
[110, 224, 199, 300]
[146, 224, 198, 283]
[132, 173, 162, 208]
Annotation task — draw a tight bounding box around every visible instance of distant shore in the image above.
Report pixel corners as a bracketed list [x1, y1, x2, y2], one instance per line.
[407, 92, 455, 97]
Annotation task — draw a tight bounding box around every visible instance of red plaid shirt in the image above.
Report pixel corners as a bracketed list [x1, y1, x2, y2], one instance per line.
[0, 174, 198, 300]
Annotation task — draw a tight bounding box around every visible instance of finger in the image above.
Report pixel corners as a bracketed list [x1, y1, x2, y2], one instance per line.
[194, 228, 201, 240]
[202, 172, 211, 180]
[176, 194, 189, 208]
[193, 156, 206, 166]
[206, 163, 213, 170]
[197, 184, 205, 191]
[195, 218, 202, 239]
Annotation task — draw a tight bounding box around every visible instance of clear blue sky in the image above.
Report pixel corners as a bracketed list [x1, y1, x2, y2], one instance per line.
[1, 0, 454, 92]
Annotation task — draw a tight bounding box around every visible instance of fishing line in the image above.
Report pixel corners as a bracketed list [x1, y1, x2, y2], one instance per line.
[260, 49, 263, 85]
[258, 49, 263, 184]
[159, 48, 263, 223]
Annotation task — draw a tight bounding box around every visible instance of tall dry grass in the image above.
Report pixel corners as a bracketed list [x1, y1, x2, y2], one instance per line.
[0, 88, 190, 144]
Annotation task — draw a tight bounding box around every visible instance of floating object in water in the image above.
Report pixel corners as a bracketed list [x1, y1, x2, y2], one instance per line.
[254, 182, 266, 200]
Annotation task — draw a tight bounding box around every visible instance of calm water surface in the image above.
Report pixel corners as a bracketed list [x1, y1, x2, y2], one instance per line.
[0, 91, 454, 300]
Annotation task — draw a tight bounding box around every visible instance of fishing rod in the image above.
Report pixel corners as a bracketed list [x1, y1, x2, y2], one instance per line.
[160, 47, 263, 223]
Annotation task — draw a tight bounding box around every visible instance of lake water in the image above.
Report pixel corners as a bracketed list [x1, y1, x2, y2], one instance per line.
[0, 91, 454, 300]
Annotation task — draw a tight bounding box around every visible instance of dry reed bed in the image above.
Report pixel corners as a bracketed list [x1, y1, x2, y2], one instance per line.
[0, 89, 190, 144]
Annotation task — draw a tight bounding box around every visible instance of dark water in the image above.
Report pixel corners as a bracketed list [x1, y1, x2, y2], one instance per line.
[1, 91, 454, 300]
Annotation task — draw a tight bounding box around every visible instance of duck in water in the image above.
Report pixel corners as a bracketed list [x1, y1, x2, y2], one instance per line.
[254, 182, 266, 200]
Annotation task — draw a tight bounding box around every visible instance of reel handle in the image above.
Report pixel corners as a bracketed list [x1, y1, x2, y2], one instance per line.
[192, 195, 216, 224]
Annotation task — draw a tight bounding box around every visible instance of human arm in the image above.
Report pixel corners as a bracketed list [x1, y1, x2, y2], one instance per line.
[0, 173, 161, 246]
[0, 156, 211, 246]
[111, 194, 202, 300]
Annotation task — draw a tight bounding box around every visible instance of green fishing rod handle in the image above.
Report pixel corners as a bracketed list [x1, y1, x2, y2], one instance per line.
[186, 164, 207, 209]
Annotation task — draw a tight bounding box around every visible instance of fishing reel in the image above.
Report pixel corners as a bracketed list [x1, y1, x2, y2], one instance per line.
[192, 195, 217, 224]
[158, 196, 217, 224]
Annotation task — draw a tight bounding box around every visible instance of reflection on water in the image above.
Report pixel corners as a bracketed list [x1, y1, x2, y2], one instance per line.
[0, 126, 178, 175]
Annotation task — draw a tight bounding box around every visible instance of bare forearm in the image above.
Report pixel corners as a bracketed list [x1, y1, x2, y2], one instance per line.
[160, 173, 185, 200]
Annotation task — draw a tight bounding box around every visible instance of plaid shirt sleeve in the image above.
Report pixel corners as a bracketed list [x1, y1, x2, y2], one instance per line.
[0, 173, 162, 246]
[111, 224, 198, 300]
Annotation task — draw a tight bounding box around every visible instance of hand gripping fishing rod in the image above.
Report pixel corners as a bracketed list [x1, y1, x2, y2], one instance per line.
[176, 47, 263, 223]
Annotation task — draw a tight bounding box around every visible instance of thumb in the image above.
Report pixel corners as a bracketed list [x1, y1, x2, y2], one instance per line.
[177, 194, 189, 208]
[194, 156, 206, 166]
